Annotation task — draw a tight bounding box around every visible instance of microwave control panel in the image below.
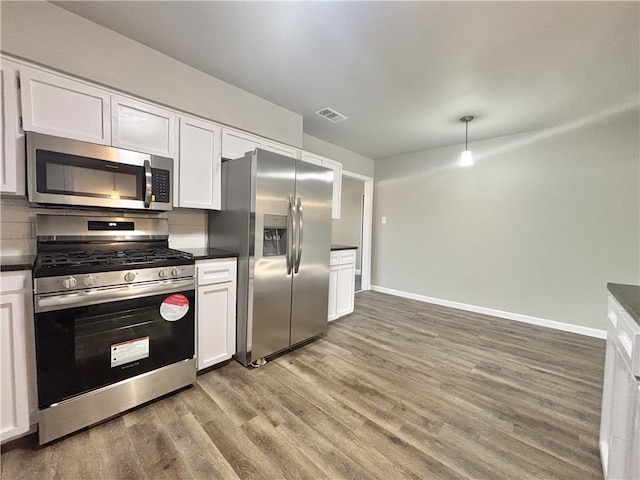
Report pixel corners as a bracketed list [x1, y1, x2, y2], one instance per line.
[151, 169, 170, 203]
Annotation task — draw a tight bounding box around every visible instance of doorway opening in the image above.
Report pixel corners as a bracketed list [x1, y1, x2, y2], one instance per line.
[331, 171, 373, 292]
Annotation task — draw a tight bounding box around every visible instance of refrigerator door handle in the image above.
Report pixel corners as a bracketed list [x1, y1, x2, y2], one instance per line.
[294, 196, 303, 274]
[287, 195, 295, 275]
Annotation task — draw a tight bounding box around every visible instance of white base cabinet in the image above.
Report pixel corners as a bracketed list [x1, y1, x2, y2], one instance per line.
[328, 249, 356, 321]
[196, 258, 237, 370]
[600, 291, 640, 480]
[1, 271, 36, 444]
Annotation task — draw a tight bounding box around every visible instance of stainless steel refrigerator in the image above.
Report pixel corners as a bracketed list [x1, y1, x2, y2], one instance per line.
[209, 149, 333, 366]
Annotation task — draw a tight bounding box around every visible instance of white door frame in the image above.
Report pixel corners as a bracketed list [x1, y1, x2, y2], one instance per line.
[342, 170, 373, 291]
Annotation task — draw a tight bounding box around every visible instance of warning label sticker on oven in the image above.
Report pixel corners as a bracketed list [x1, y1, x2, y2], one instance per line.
[111, 336, 149, 368]
[160, 293, 189, 321]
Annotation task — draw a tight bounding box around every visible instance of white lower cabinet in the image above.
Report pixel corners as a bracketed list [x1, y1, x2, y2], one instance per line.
[328, 249, 356, 321]
[196, 258, 237, 370]
[1, 271, 36, 443]
[600, 292, 640, 480]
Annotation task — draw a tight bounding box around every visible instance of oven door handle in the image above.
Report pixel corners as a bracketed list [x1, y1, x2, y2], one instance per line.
[35, 278, 195, 313]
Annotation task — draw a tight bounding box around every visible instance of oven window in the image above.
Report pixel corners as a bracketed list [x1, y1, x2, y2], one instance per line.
[36, 150, 143, 200]
[35, 290, 195, 408]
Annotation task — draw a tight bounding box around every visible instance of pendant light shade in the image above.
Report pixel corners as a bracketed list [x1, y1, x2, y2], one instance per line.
[459, 116, 474, 167]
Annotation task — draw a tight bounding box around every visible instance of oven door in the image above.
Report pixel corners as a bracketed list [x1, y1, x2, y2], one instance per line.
[34, 283, 195, 408]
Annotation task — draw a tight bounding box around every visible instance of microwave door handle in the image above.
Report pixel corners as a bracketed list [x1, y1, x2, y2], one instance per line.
[294, 196, 303, 274]
[144, 159, 152, 208]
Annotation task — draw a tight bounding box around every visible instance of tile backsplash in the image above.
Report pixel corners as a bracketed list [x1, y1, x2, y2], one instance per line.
[0, 196, 208, 256]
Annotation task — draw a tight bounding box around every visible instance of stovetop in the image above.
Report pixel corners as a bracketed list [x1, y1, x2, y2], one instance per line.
[34, 247, 194, 278]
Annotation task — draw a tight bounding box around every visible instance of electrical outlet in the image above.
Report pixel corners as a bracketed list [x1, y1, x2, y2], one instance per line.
[381, 216, 387, 225]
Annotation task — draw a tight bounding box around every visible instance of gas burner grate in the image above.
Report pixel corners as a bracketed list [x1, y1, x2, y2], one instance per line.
[36, 248, 193, 269]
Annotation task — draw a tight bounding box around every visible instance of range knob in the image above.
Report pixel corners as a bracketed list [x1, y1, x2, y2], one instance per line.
[124, 272, 136, 282]
[158, 269, 167, 278]
[171, 267, 180, 277]
[83, 275, 97, 287]
[62, 276, 77, 289]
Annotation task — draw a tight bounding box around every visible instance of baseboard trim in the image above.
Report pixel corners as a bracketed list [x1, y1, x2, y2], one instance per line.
[370, 285, 607, 339]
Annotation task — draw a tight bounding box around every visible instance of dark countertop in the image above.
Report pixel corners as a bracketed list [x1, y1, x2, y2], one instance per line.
[1, 255, 36, 272]
[331, 245, 358, 251]
[178, 247, 238, 261]
[608, 283, 640, 324]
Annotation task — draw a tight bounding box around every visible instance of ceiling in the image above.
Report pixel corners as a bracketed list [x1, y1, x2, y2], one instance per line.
[54, 1, 639, 160]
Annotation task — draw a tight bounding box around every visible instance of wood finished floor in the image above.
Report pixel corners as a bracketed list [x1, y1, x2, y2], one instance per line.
[1, 291, 606, 480]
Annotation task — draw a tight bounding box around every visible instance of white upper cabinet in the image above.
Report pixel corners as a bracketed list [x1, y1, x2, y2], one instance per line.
[111, 96, 176, 158]
[299, 151, 342, 219]
[262, 140, 299, 159]
[324, 158, 342, 219]
[1, 60, 25, 195]
[178, 115, 222, 210]
[20, 66, 111, 145]
[300, 151, 324, 166]
[221, 127, 262, 159]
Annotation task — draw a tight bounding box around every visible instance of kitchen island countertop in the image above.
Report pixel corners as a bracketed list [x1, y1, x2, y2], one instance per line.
[608, 283, 640, 325]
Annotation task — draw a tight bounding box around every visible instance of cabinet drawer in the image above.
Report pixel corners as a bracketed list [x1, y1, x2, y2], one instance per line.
[329, 251, 340, 266]
[338, 250, 356, 264]
[0, 271, 31, 293]
[197, 259, 237, 286]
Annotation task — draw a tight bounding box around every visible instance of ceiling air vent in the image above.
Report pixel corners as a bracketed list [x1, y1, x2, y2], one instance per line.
[315, 107, 348, 123]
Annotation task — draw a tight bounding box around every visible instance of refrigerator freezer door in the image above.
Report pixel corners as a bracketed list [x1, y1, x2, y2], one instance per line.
[290, 160, 333, 345]
[251, 150, 296, 361]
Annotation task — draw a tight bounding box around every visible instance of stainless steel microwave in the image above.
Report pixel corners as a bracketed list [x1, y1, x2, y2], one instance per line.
[26, 132, 173, 211]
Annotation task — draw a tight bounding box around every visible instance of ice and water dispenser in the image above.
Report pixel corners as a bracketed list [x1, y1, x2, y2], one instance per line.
[263, 214, 288, 257]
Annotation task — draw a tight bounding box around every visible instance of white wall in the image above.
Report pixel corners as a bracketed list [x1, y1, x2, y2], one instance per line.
[373, 107, 640, 331]
[332, 178, 364, 270]
[0, 1, 302, 147]
[303, 134, 374, 178]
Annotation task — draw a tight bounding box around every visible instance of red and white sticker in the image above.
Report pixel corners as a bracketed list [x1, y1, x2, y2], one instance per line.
[160, 294, 189, 321]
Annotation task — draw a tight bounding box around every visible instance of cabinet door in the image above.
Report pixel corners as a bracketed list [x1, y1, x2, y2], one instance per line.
[196, 259, 237, 371]
[0, 272, 33, 443]
[20, 66, 111, 144]
[111, 96, 176, 158]
[262, 140, 299, 159]
[178, 116, 221, 210]
[336, 260, 355, 318]
[1, 60, 25, 195]
[324, 158, 343, 219]
[328, 264, 339, 321]
[606, 348, 635, 480]
[221, 127, 261, 159]
[300, 151, 325, 166]
[630, 383, 640, 480]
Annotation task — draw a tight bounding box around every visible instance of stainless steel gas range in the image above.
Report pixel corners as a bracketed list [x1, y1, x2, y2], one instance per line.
[32, 214, 196, 444]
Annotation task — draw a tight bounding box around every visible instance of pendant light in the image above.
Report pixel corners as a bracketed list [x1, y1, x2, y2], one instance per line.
[459, 115, 474, 167]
